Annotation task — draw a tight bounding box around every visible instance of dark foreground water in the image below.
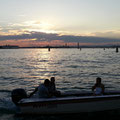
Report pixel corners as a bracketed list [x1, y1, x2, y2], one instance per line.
[0, 48, 120, 120]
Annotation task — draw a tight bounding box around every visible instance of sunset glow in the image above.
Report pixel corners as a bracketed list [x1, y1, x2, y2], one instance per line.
[0, 0, 120, 47]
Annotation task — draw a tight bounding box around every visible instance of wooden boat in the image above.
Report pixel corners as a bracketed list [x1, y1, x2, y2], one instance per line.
[16, 91, 120, 114]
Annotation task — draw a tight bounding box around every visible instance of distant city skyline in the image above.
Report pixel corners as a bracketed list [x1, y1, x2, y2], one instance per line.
[0, 0, 120, 47]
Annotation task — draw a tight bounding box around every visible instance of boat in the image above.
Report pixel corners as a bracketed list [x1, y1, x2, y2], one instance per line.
[11, 89, 120, 115]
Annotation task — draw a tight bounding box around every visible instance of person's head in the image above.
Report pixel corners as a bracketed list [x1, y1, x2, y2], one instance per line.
[44, 79, 50, 87]
[50, 77, 55, 83]
[96, 77, 101, 84]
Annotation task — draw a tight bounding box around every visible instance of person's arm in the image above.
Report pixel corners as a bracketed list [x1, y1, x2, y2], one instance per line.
[28, 87, 38, 98]
[92, 84, 96, 92]
[101, 84, 105, 94]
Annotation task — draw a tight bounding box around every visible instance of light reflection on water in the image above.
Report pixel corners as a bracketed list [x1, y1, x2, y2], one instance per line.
[0, 48, 120, 119]
[0, 48, 120, 93]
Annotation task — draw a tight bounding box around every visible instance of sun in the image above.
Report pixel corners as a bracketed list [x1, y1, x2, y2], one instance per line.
[24, 21, 57, 33]
[39, 22, 53, 29]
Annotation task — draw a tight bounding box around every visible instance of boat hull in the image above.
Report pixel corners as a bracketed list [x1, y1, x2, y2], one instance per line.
[18, 94, 120, 114]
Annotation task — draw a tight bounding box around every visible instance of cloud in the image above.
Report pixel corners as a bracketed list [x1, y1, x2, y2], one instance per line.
[93, 30, 120, 39]
[0, 31, 120, 45]
[7, 21, 57, 34]
[0, 26, 2, 31]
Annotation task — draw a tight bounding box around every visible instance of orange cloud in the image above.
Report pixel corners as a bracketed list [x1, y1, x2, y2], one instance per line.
[0, 31, 120, 47]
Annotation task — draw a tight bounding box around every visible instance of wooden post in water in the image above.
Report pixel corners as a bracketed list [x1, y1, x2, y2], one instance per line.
[116, 47, 119, 53]
[77, 42, 81, 50]
[48, 46, 50, 51]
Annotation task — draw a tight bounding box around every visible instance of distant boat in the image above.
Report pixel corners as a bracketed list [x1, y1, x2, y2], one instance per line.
[11, 89, 120, 114]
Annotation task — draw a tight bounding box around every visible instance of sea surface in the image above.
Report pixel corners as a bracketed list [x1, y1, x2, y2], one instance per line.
[0, 48, 120, 120]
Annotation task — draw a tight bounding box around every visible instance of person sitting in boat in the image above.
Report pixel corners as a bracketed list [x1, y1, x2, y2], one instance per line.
[38, 79, 52, 98]
[29, 79, 51, 98]
[48, 77, 61, 97]
[92, 77, 105, 95]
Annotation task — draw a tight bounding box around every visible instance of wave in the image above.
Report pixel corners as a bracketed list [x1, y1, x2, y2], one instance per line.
[0, 98, 17, 114]
[0, 107, 16, 114]
[0, 89, 11, 93]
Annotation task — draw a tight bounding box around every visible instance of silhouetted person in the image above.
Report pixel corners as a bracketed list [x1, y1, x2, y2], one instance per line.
[29, 79, 51, 98]
[49, 77, 61, 97]
[92, 77, 105, 95]
[49, 77, 56, 92]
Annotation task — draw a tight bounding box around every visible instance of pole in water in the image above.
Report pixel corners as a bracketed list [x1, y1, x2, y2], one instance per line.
[116, 47, 118, 53]
[48, 47, 50, 51]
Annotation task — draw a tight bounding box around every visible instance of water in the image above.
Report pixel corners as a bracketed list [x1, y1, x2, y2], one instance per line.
[0, 48, 120, 119]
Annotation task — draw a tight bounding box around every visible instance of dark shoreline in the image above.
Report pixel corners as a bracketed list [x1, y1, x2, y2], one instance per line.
[0, 45, 119, 49]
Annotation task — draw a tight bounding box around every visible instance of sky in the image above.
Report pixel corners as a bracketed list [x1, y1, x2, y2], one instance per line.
[0, 0, 120, 47]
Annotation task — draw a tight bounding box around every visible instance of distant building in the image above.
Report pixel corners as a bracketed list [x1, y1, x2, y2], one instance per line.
[0, 45, 19, 49]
